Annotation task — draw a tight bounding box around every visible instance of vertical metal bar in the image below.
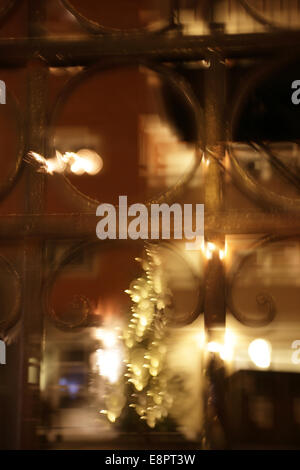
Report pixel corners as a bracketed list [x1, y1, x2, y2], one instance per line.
[18, 0, 47, 449]
[202, 45, 227, 448]
[204, 50, 226, 333]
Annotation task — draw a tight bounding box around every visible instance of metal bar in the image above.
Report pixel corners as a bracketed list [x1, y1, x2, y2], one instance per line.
[0, 211, 299, 238]
[0, 30, 300, 66]
[203, 38, 227, 449]
[18, 0, 48, 450]
[204, 49, 226, 331]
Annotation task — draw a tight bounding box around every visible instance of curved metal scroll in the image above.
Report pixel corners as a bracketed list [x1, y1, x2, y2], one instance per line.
[226, 236, 277, 327]
[61, 0, 174, 35]
[0, 255, 22, 340]
[157, 242, 204, 327]
[0, 87, 24, 201]
[238, 0, 289, 30]
[43, 240, 94, 331]
[228, 57, 300, 213]
[43, 239, 204, 331]
[49, 59, 204, 209]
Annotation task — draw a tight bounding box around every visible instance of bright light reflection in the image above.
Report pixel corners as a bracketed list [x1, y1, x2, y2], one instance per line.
[94, 328, 117, 348]
[248, 338, 271, 369]
[220, 330, 236, 361]
[26, 149, 103, 176]
[207, 341, 221, 353]
[76, 148, 103, 175]
[96, 348, 121, 384]
[202, 240, 228, 261]
[205, 329, 236, 361]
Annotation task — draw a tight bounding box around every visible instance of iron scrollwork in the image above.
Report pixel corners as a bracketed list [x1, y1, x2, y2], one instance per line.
[226, 236, 277, 327]
[48, 58, 204, 210]
[0, 254, 22, 340]
[0, 87, 24, 201]
[61, 0, 177, 35]
[43, 239, 204, 331]
[228, 56, 300, 213]
[238, 0, 300, 31]
[43, 240, 94, 331]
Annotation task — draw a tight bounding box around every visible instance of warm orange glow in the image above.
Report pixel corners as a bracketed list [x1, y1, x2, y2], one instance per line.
[26, 149, 103, 176]
[202, 240, 228, 261]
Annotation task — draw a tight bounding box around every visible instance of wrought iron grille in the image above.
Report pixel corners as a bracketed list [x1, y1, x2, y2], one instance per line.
[1, 0, 300, 450]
